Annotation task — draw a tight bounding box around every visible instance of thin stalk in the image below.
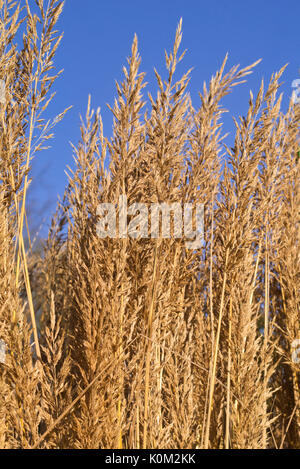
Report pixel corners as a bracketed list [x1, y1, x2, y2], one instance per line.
[204, 248, 229, 449]
[225, 297, 232, 449]
[143, 241, 158, 449]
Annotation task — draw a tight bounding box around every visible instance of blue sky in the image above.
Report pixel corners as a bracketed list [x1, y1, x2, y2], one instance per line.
[28, 0, 300, 235]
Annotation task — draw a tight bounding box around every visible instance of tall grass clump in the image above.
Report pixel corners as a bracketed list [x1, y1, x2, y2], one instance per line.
[0, 2, 299, 449]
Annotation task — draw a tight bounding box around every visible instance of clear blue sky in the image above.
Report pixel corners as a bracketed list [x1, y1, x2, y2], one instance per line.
[28, 0, 300, 235]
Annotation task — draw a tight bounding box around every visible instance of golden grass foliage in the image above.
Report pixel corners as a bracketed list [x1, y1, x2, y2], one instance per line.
[0, 1, 299, 449]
